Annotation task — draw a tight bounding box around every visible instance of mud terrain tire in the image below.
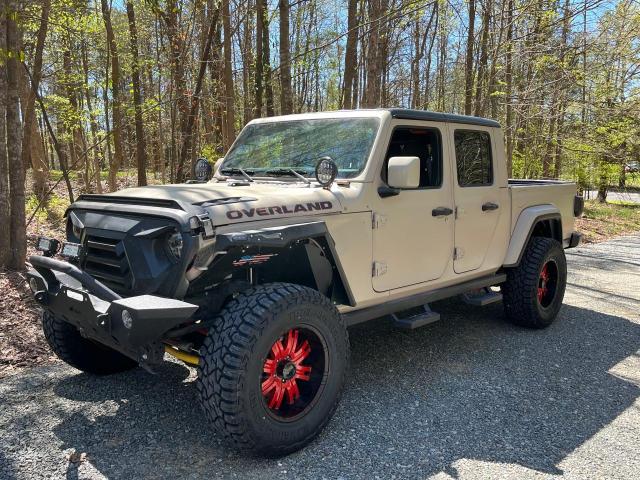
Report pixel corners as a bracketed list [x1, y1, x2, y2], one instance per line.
[197, 283, 349, 456]
[503, 236, 567, 329]
[42, 311, 138, 374]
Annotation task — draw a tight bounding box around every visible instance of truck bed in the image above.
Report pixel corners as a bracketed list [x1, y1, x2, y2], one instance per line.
[508, 179, 577, 241]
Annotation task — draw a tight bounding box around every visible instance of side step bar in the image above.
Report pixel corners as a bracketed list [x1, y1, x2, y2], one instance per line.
[461, 287, 503, 306]
[343, 273, 506, 326]
[392, 304, 440, 329]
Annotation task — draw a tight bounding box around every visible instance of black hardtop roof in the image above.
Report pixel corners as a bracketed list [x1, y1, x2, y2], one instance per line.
[385, 108, 501, 128]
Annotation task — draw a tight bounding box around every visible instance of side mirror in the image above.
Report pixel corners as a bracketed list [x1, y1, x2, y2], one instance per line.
[387, 156, 420, 189]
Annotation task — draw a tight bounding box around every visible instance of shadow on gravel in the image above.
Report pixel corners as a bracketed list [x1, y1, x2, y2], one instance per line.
[0, 450, 17, 480]
[47, 301, 639, 479]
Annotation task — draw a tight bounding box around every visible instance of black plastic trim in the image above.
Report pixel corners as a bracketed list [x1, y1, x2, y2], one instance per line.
[568, 232, 582, 248]
[573, 195, 584, 217]
[387, 108, 501, 128]
[504, 213, 563, 268]
[378, 186, 400, 198]
[343, 273, 507, 326]
[215, 222, 356, 306]
[67, 201, 199, 228]
[78, 194, 185, 210]
[30, 255, 121, 301]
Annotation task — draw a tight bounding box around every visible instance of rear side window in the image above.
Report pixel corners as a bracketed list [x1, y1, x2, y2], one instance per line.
[454, 130, 493, 186]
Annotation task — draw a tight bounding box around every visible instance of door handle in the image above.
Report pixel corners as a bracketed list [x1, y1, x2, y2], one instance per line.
[432, 207, 454, 217]
[482, 202, 499, 212]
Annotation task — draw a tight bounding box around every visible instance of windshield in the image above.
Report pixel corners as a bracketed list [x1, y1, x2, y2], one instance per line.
[221, 117, 380, 179]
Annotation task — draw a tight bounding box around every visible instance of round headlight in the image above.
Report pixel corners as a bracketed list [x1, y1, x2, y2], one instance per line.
[167, 232, 184, 260]
[314, 157, 338, 187]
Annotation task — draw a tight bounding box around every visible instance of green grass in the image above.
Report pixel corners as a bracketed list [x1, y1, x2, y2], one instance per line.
[26, 192, 70, 223]
[578, 200, 640, 242]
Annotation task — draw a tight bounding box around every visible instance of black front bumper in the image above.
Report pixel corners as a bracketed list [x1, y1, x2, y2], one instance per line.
[28, 255, 198, 366]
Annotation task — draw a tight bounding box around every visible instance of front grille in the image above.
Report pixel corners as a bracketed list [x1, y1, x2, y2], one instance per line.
[82, 234, 132, 293]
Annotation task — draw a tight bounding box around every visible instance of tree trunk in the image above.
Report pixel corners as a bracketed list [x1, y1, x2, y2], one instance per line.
[81, 40, 103, 193]
[21, 0, 50, 198]
[473, 0, 491, 117]
[255, 0, 264, 117]
[101, 0, 125, 192]
[6, 0, 26, 269]
[160, 1, 188, 181]
[463, 0, 476, 115]
[554, 0, 571, 179]
[126, 1, 147, 186]
[342, 0, 358, 109]
[241, 0, 254, 123]
[62, 50, 85, 191]
[177, 5, 220, 178]
[0, 0, 11, 266]
[542, 111, 557, 178]
[362, 0, 387, 108]
[279, 0, 293, 114]
[262, 1, 274, 116]
[222, 0, 236, 149]
[505, 0, 514, 176]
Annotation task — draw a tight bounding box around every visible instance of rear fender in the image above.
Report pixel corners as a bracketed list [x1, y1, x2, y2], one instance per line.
[503, 205, 562, 267]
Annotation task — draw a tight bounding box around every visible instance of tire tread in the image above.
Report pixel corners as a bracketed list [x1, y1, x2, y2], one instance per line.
[196, 282, 349, 456]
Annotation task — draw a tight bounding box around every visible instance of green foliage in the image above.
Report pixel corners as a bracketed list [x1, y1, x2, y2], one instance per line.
[26, 193, 70, 223]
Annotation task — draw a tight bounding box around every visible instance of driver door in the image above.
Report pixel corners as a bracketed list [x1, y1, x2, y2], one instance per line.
[371, 123, 455, 292]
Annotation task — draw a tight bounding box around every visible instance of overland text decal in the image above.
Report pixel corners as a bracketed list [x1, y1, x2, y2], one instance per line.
[226, 201, 333, 220]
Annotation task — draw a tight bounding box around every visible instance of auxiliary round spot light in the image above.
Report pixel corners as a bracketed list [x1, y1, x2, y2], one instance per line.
[314, 157, 338, 187]
[121, 310, 133, 330]
[194, 158, 213, 182]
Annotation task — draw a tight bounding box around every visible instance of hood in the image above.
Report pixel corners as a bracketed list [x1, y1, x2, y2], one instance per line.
[105, 181, 343, 227]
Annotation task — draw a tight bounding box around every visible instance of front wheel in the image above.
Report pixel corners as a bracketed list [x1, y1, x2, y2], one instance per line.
[502, 237, 567, 328]
[42, 311, 138, 375]
[197, 283, 349, 456]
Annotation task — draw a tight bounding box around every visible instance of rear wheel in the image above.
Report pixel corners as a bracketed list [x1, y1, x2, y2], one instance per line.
[197, 283, 349, 456]
[42, 311, 138, 374]
[502, 237, 567, 329]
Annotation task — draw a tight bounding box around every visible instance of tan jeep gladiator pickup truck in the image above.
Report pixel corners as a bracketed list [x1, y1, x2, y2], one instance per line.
[27, 109, 583, 455]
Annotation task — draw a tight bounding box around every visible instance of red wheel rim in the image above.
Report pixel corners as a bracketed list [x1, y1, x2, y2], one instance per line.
[261, 328, 325, 419]
[537, 260, 558, 308]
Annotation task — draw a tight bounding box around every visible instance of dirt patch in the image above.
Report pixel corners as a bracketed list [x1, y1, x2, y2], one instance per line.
[0, 268, 57, 378]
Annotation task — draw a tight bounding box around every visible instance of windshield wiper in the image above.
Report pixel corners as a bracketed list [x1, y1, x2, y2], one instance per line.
[265, 168, 311, 185]
[220, 167, 254, 182]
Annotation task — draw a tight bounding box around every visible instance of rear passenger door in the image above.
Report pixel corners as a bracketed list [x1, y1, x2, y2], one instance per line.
[452, 128, 506, 273]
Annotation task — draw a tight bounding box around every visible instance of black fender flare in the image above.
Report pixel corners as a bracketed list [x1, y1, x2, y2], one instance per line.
[213, 222, 355, 306]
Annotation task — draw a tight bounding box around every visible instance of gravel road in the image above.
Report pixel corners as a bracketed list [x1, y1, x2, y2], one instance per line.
[1, 235, 639, 479]
[585, 190, 640, 204]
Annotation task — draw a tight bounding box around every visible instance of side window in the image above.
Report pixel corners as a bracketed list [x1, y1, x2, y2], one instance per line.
[381, 127, 442, 188]
[454, 130, 493, 187]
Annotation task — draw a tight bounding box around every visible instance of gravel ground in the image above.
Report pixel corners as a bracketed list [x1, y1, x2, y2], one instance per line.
[1, 234, 639, 479]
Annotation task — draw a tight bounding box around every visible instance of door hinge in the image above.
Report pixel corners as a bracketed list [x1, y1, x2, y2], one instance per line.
[453, 247, 464, 260]
[372, 261, 387, 277]
[372, 212, 387, 229]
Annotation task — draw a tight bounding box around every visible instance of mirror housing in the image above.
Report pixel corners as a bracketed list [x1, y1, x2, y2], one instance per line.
[387, 156, 420, 189]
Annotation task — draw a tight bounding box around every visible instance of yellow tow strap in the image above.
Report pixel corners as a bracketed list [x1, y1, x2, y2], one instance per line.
[164, 345, 200, 366]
